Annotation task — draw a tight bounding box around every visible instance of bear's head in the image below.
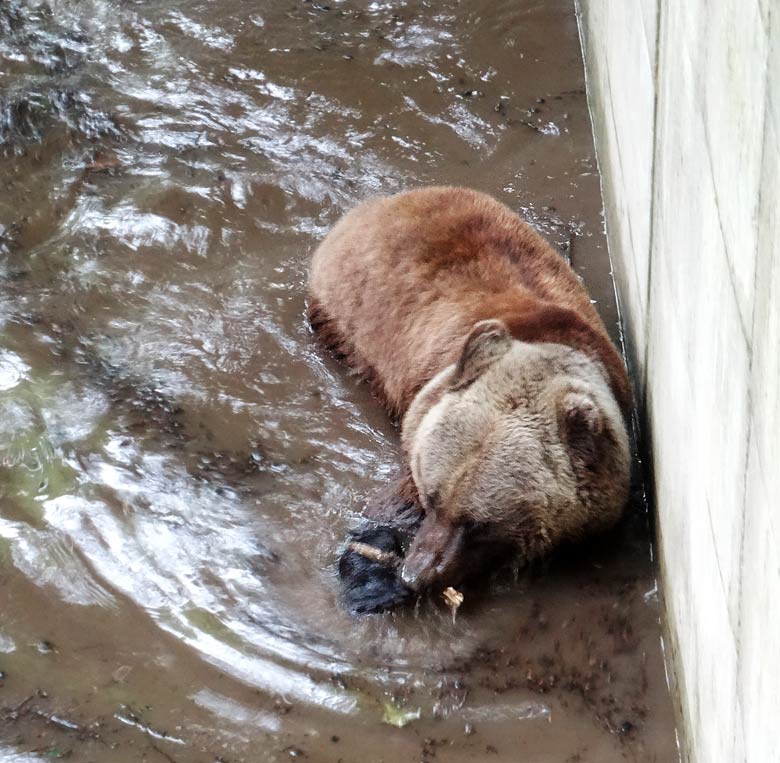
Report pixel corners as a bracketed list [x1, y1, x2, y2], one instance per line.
[400, 319, 631, 591]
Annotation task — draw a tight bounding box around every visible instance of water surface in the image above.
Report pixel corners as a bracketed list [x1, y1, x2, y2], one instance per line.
[0, 1, 678, 760]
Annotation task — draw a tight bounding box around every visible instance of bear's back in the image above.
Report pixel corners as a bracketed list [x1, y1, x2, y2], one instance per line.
[308, 187, 629, 418]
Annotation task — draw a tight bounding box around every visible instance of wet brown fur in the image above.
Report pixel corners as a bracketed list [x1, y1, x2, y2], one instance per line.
[308, 187, 632, 588]
[307, 187, 630, 421]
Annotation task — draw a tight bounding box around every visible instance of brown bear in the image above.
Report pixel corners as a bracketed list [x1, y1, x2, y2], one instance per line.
[308, 187, 631, 606]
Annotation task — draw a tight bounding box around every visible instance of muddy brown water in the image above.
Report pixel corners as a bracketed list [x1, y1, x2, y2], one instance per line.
[0, 0, 679, 761]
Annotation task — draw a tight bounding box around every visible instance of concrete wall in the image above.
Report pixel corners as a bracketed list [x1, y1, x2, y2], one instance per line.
[577, 2, 779, 761]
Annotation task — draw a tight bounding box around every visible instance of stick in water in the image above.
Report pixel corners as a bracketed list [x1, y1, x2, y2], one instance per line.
[346, 541, 401, 567]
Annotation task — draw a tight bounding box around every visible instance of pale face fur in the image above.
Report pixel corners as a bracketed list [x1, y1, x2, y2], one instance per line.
[399, 320, 630, 590]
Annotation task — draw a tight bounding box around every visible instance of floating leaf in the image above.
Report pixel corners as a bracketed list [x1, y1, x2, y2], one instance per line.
[382, 702, 421, 727]
[443, 586, 464, 622]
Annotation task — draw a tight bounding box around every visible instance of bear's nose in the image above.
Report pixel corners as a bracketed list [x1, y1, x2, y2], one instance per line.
[400, 514, 465, 591]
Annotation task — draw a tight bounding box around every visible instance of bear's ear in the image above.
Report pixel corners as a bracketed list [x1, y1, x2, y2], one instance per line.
[559, 391, 604, 464]
[451, 319, 512, 390]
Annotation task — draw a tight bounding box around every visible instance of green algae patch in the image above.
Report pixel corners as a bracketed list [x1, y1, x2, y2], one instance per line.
[381, 701, 421, 728]
[0, 351, 109, 525]
[0, 537, 11, 569]
[0, 429, 79, 525]
[182, 607, 246, 651]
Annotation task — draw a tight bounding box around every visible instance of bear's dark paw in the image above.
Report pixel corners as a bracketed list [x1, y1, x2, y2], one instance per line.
[338, 527, 412, 614]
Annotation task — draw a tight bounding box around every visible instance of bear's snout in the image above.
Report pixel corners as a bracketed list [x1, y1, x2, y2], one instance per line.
[400, 512, 466, 591]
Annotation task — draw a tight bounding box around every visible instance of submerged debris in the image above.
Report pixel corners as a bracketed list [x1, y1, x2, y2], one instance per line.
[381, 701, 421, 728]
[0, 0, 89, 73]
[85, 148, 121, 173]
[0, 89, 121, 153]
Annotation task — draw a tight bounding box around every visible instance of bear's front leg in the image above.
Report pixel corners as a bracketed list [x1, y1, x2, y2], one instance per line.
[338, 471, 423, 614]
